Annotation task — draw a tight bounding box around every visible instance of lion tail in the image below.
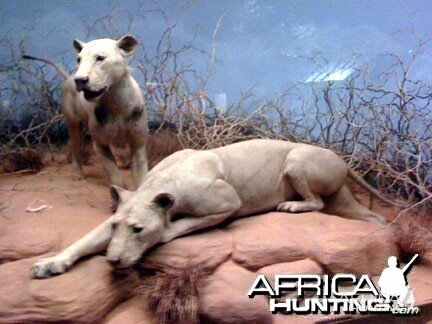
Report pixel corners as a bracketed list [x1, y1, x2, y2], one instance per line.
[22, 55, 70, 80]
[347, 168, 409, 208]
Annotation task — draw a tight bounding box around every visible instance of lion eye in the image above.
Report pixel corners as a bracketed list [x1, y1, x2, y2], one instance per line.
[132, 226, 143, 234]
[111, 223, 117, 230]
[96, 55, 106, 62]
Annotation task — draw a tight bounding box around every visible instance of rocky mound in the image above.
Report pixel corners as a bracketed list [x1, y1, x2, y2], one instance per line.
[0, 162, 430, 323]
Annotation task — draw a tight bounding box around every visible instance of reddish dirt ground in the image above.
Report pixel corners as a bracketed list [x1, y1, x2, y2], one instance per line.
[1, 154, 115, 252]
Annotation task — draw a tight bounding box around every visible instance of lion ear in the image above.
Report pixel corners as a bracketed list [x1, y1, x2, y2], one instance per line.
[109, 185, 131, 211]
[116, 35, 138, 56]
[73, 39, 86, 54]
[152, 193, 175, 210]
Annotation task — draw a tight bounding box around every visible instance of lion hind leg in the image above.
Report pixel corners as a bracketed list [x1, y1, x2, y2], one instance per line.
[67, 120, 85, 181]
[277, 174, 324, 213]
[277, 151, 324, 213]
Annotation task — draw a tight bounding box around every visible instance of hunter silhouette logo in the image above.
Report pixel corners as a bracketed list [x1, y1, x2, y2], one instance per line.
[378, 254, 417, 308]
[248, 254, 420, 315]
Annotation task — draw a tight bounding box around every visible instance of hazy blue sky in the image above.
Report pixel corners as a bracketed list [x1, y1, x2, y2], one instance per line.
[1, 0, 431, 103]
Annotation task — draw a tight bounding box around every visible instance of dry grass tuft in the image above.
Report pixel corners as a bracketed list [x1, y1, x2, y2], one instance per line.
[133, 266, 207, 324]
[1, 149, 43, 173]
[177, 112, 259, 150]
[394, 210, 432, 261]
[147, 129, 183, 168]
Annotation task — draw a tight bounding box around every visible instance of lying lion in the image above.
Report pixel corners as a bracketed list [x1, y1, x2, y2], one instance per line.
[31, 139, 396, 279]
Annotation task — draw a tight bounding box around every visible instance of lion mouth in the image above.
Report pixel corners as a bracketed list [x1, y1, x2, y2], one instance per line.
[82, 87, 107, 100]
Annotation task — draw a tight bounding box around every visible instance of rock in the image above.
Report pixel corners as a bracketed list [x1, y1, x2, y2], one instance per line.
[142, 212, 397, 281]
[230, 212, 398, 275]
[403, 264, 432, 305]
[272, 312, 344, 324]
[258, 259, 324, 303]
[104, 296, 155, 324]
[0, 256, 137, 322]
[258, 259, 323, 279]
[229, 213, 307, 271]
[199, 261, 271, 323]
[423, 252, 432, 266]
[141, 229, 231, 274]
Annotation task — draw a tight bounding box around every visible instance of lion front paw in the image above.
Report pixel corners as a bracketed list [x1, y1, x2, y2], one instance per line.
[277, 199, 323, 213]
[277, 201, 304, 213]
[30, 256, 72, 279]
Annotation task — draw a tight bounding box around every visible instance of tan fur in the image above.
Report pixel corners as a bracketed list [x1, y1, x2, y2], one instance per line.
[31, 139, 391, 279]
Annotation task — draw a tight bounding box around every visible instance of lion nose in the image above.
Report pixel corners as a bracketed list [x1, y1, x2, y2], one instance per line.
[107, 258, 121, 267]
[74, 76, 89, 90]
